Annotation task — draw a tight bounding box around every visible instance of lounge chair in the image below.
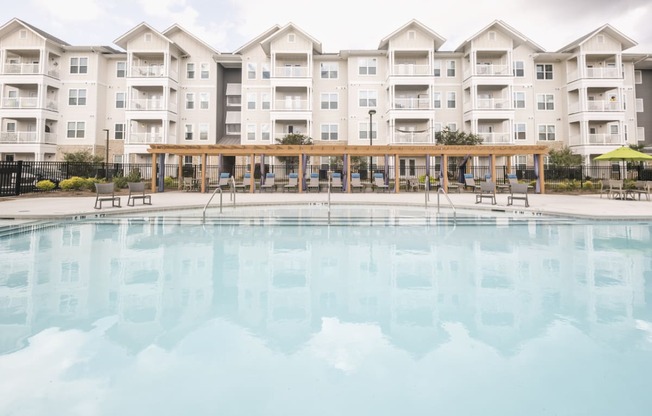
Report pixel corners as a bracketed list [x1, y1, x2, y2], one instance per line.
[404, 176, 419, 192]
[183, 177, 198, 192]
[284, 172, 299, 192]
[507, 183, 529, 207]
[307, 172, 320, 192]
[475, 181, 496, 205]
[94, 183, 121, 209]
[373, 173, 389, 192]
[463, 173, 480, 191]
[260, 172, 276, 192]
[217, 172, 231, 190]
[127, 182, 152, 206]
[234, 172, 251, 192]
[350, 173, 364, 192]
[331, 172, 343, 191]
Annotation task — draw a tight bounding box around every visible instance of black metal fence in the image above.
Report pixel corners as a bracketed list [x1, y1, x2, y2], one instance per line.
[1, 160, 650, 197]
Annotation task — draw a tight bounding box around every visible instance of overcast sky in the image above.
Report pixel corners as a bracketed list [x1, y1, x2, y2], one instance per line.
[1, 0, 651, 53]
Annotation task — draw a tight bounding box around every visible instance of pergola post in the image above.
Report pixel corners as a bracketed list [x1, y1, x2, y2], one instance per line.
[346, 153, 351, 193]
[298, 153, 304, 193]
[177, 156, 183, 190]
[394, 154, 400, 193]
[200, 153, 207, 193]
[442, 154, 448, 191]
[151, 152, 157, 192]
[535, 153, 546, 194]
[490, 154, 496, 183]
[249, 153, 255, 193]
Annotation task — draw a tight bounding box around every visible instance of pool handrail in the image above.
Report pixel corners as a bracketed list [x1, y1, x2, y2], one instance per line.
[437, 187, 456, 219]
[203, 176, 236, 220]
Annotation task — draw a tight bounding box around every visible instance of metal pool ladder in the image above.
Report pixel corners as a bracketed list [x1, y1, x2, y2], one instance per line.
[424, 175, 456, 219]
[203, 177, 236, 220]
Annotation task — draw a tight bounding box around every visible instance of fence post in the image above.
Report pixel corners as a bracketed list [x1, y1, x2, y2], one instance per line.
[15, 160, 23, 196]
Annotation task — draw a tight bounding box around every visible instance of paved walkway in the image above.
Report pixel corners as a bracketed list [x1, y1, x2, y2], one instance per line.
[1, 189, 651, 223]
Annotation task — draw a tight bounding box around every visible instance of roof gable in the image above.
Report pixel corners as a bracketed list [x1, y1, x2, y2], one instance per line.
[234, 24, 281, 54]
[114, 22, 188, 56]
[0, 18, 69, 46]
[162, 24, 220, 55]
[378, 19, 446, 51]
[557, 24, 637, 53]
[259, 23, 322, 54]
[455, 20, 545, 52]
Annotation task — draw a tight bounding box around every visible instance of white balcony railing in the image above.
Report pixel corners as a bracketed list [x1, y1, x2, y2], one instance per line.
[475, 64, 510, 76]
[129, 99, 165, 111]
[587, 100, 622, 112]
[3, 63, 39, 74]
[274, 99, 309, 111]
[588, 134, 623, 145]
[0, 131, 38, 143]
[131, 65, 165, 78]
[1, 97, 38, 108]
[392, 64, 431, 76]
[586, 67, 620, 79]
[478, 132, 511, 144]
[393, 98, 430, 110]
[476, 98, 510, 110]
[393, 132, 431, 144]
[127, 133, 165, 144]
[274, 66, 309, 78]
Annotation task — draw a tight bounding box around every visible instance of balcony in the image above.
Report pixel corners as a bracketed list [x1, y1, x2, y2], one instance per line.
[0, 131, 56, 144]
[478, 132, 511, 144]
[130, 65, 178, 80]
[393, 98, 430, 110]
[569, 100, 623, 113]
[3, 63, 39, 74]
[127, 133, 165, 144]
[274, 66, 309, 78]
[129, 99, 165, 111]
[274, 99, 309, 111]
[1, 97, 37, 108]
[476, 98, 510, 110]
[588, 134, 622, 145]
[391, 65, 431, 76]
[475, 64, 510, 76]
[393, 132, 431, 144]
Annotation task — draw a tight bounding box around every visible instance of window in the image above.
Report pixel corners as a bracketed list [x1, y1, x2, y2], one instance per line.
[66, 121, 85, 138]
[19, 29, 27, 39]
[199, 123, 209, 140]
[321, 93, 338, 109]
[185, 93, 195, 109]
[489, 31, 496, 41]
[407, 30, 416, 40]
[359, 90, 377, 107]
[538, 124, 555, 141]
[359, 122, 377, 139]
[261, 124, 270, 141]
[247, 63, 256, 79]
[115, 92, 125, 109]
[321, 124, 338, 140]
[433, 60, 441, 77]
[184, 124, 193, 140]
[359, 58, 377, 75]
[514, 123, 526, 140]
[184, 156, 193, 165]
[247, 124, 256, 141]
[200, 63, 209, 79]
[113, 154, 123, 163]
[635, 70, 642, 84]
[513, 61, 524, 77]
[261, 92, 271, 110]
[288, 33, 296, 43]
[447, 123, 457, 131]
[116, 61, 126, 77]
[636, 98, 644, 112]
[114, 123, 125, 140]
[513, 91, 525, 109]
[247, 93, 256, 110]
[199, 93, 209, 109]
[226, 124, 241, 134]
[262, 63, 270, 79]
[433, 92, 442, 108]
[187, 63, 195, 79]
[447, 91, 456, 108]
[68, 89, 86, 106]
[446, 60, 456, 77]
[537, 94, 554, 110]
[144, 33, 152, 42]
[70, 57, 88, 74]
[320, 62, 338, 79]
[536, 64, 553, 80]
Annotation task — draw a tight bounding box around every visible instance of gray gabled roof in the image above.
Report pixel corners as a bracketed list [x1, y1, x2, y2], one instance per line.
[378, 19, 446, 51]
[557, 24, 637, 53]
[0, 18, 70, 46]
[455, 20, 545, 53]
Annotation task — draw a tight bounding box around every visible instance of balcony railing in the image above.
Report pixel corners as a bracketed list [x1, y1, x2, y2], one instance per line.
[127, 133, 165, 144]
[129, 99, 165, 111]
[3, 63, 39, 74]
[274, 66, 309, 78]
[569, 101, 623, 113]
[391, 64, 431, 76]
[131, 65, 165, 78]
[1, 97, 38, 108]
[274, 100, 309, 110]
[0, 131, 38, 143]
[586, 67, 620, 78]
[476, 98, 510, 110]
[393, 98, 430, 110]
[588, 134, 622, 145]
[475, 64, 510, 76]
[393, 132, 431, 144]
[478, 132, 511, 144]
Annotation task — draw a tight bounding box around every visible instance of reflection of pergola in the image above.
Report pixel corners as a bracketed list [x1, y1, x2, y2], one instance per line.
[148, 144, 549, 193]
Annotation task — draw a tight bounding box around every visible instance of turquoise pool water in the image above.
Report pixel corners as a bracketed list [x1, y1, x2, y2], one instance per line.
[1, 216, 651, 415]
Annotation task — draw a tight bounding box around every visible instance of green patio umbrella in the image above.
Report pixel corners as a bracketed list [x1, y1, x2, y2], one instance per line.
[594, 146, 652, 179]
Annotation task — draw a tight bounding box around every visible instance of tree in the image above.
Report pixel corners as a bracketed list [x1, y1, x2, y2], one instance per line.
[435, 127, 483, 145]
[62, 149, 104, 164]
[275, 133, 313, 167]
[548, 146, 582, 167]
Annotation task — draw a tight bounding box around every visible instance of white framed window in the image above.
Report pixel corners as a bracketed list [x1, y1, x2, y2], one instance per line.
[513, 61, 524, 77]
[66, 121, 85, 138]
[70, 57, 88, 74]
[536, 64, 553, 80]
[408, 30, 416, 40]
[199, 92, 209, 109]
[185, 93, 195, 109]
[261, 92, 271, 110]
[247, 124, 256, 141]
[433, 60, 441, 77]
[446, 60, 456, 77]
[247, 63, 256, 79]
[536, 94, 554, 110]
[358, 122, 377, 139]
[538, 124, 555, 141]
[68, 89, 86, 106]
[447, 123, 457, 132]
[246, 92, 256, 110]
[288, 33, 296, 43]
[261, 124, 270, 141]
[113, 154, 123, 163]
[514, 123, 526, 140]
[433, 123, 442, 134]
[635, 70, 642, 84]
[114, 123, 125, 140]
[115, 92, 125, 109]
[513, 91, 525, 109]
[262, 63, 270, 79]
[144, 33, 152, 42]
[433, 92, 442, 108]
[320, 62, 338, 79]
[200, 63, 209, 79]
[446, 91, 456, 108]
[187, 63, 195, 79]
[19, 29, 27, 39]
[199, 123, 209, 140]
[636, 98, 644, 112]
[226, 124, 241, 134]
[358, 58, 377, 75]
[116, 61, 126, 78]
[321, 93, 338, 109]
[359, 90, 377, 107]
[184, 156, 193, 165]
[488, 31, 496, 41]
[321, 124, 339, 140]
[184, 124, 193, 140]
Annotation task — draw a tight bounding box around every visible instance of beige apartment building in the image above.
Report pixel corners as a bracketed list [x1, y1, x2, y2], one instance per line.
[0, 18, 649, 170]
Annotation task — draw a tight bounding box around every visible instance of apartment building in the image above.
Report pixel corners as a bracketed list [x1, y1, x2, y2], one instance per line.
[0, 18, 650, 168]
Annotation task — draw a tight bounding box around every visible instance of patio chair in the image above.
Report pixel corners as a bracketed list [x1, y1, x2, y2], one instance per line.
[307, 172, 320, 192]
[234, 172, 251, 192]
[331, 172, 343, 191]
[463, 173, 480, 192]
[260, 172, 276, 192]
[475, 181, 496, 205]
[284, 173, 299, 192]
[217, 172, 231, 190]
[630, 181, 651, 201]
[94, 183, 121, 209]
[507, 183, 529, 207]
[405, 176, 419, 192]
[485, 174, 509, 193]
[606, 179, 625, 200]
[183, 177, 198, 192]
[127, 182, 152, 206]
[373, 173, 389, 192]
[350, 173, 364, 192]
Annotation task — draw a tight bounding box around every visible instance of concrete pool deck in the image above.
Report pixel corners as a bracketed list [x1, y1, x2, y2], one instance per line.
[1, 190, 651, 223]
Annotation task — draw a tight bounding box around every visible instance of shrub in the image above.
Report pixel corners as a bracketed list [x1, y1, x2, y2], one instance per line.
[36, 179, 56, 191]
[84, 177, 102, 191]
[164, 176, 175, 188]
[582, 181, 594, 190]
[112, 175, 128, 189]
[418, 174, 437, 185]
[126, 169, 142, 183]
[557, 182, 569, 191]
[59, 176, 86, 191]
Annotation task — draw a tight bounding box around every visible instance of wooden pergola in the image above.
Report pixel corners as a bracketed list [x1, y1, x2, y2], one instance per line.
[148, 144, 549, 193]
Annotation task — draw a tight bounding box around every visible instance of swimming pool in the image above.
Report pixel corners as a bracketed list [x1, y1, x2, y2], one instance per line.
[1, 214, 651, 415]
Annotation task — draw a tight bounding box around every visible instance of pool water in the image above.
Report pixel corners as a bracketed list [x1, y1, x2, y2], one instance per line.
[1, 217, 651, 416]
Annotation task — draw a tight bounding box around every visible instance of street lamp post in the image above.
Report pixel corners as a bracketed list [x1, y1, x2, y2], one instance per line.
[102, 128, 110, 179]
[368, 109, 376, 181]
